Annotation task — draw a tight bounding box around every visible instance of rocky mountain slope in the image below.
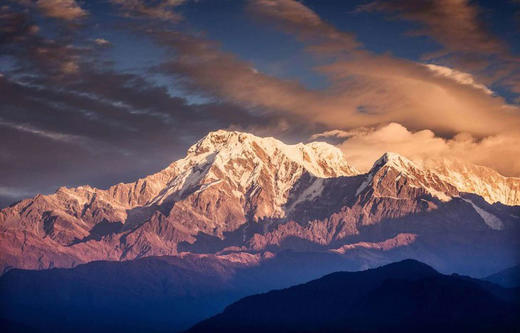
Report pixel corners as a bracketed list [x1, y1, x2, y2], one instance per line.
[0, 130, 519, 275]
[0, 130, 357, 272]
[424, 158, 520, 206]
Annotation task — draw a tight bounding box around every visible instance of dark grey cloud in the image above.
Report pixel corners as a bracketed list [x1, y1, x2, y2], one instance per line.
[0, 65, 306, 207]
[0, 3, 314, 208]
[0, 5, 85, 77]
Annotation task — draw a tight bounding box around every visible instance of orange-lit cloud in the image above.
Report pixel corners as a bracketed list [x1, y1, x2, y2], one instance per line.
[240, 1, 520, 176]
[312, 123, 520, 177]
[314, 56, 519, 136]
[248, 0, 359, 55]
[425, 64, 493, 95]
[36, 0, 87, 20]
[153, 1, 520, 138]
[358, 0, 520, 102]
[359, 0, 507, 57]
[248, 1, 518, 133]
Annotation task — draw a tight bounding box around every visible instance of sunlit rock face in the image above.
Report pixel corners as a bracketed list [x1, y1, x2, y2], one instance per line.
[0, 130, 519, 275]
[423, 158, 520, 206]
[0, 130, 357, 271]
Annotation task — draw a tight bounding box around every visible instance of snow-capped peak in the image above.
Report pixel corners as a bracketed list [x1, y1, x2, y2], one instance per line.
[187, 130, 252, 155]
[362, 153, 520, 206]
[373, 152, 417, 174]
[423, 158, 520, 206]
[356, 152, 457, 201]
[185, 130, 359, 178]
[143, 130, 361, 221]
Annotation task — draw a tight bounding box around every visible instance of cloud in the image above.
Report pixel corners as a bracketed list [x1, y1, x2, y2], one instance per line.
[1, 0, 519, 206]
[248, 0, 359, 55]
[94, 38, 111, 46]
[313, 123, 520, 177]
[154, 30, 321, 116]
[0, 62, 300, 208]
[0, 7, 39, 43]
[148, 1, 520, 138]
[0, 117, 90, 144]
[110, 0, 186, 22]
[0, 186, 36, 199]
[315, 56, 519, 136]
[0, 6, 84, 76]
[358, 0, 520, 101]
[36, 0, 87, 20]
[358, 0, 507, 57]
[61, 60, 79, 73]
[425, 64, 493, 95]
[247, 1, 520, 134]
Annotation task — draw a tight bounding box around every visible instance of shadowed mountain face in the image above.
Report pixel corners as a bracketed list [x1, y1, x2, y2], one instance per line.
[188, 260, 520, 333]
[3, 256, 518, 333]
[0, 251, 373, 332]
[1, 130, 519, 277]
[0, 255, 246, 333]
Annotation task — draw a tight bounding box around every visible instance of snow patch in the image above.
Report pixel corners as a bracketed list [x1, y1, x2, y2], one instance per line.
[426, 158, 520, 206]
[356, 173, 373, 196]
[462, 198, 503, 230]
[194, 179, 223, 194]
[287, 178, 325, 211]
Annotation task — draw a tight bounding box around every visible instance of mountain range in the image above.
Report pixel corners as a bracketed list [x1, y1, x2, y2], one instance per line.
[1, 129, 519, 276]
[0, 251, 364, 332]
[2, 257, 518, 332]
[188, 259, 520, 333]
[1, 130, 520, 332]
[485, 264, 520, 288]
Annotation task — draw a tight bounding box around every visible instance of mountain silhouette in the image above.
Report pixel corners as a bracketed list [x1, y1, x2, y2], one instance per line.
[485, 264, 520, 288]
[188, 259, 520, 333]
